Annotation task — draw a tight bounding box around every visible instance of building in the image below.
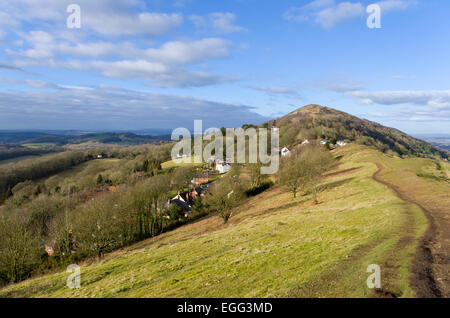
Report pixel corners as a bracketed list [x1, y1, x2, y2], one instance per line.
[281, 147, 291, 157]
[336, 141, 347, 147]
[301, 140, 310, 145]
[216, 160, 231, 174]
[168, 187, 207, 216]
[192, 173, 210, 186]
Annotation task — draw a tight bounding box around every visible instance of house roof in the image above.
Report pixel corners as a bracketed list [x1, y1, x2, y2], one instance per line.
[171, 199, 190, 210]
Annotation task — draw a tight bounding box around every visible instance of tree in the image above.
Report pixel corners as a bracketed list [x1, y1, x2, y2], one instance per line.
[278, 145, 334, 202]
[169, 204, 184, 221]
[248, 163, 267, 189]
[96, 174, 103, 185]
[0, 216, 40, 283]
[278, 155, 303, 198]
[171, 167, 196, 192]
[205, 177, 245, 224]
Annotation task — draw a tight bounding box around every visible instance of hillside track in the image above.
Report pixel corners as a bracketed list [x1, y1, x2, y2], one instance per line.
[372, 163, 444, 298]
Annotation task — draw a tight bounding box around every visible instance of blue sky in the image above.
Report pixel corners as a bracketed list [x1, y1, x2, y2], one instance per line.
[0, 0, 449, 134]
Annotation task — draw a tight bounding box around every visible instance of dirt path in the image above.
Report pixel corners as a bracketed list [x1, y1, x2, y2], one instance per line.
[372, 163, 443, 298]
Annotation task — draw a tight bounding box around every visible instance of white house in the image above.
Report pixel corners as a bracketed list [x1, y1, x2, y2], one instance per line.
[301, 140, 310, 145]
[216, 160, 231, 174]
[336, 141, 347, 147]
[281, 147, 291, 157]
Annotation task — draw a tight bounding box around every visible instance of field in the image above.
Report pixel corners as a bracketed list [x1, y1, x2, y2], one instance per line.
[22, 143, 57, 148]
[161, 157, 204, 169]
[2, 145, 447, 298]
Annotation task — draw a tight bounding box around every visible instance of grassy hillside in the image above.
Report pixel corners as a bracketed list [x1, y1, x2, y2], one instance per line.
[272, 105, 449, 160]
[3, 145, 447, 298]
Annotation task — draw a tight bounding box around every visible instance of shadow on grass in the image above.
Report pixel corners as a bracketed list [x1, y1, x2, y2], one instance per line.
[324, 166, 362, 178]
[317, 177, 354, 193]
[249, 198, 311, 219]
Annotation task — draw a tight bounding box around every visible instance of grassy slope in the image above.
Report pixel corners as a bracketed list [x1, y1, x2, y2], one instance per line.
[1, 145, 439, 298]
[161, 157, 203, 169]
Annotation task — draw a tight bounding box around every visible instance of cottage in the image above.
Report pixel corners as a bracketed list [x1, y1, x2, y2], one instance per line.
[169, 193, 192, 213]
[168, 187, 207, 216]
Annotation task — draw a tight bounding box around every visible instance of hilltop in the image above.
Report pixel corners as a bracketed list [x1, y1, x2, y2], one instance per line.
[270, 105, 448, 159]
[0, 106, 449, 298]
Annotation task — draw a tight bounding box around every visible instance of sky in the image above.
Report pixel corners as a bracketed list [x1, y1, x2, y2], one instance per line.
[0, 0, 449, 134]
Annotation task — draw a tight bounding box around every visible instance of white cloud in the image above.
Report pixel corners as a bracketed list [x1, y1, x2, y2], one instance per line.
[317, 81, 363, 92]
[247, 85, 302, 99]
[143, 38, 231, 64]
[190, 12, 244, 33]
[348, 90, 450, 108]
[0, 0, 183, 36]
[0, 84, 267, 129]
[0, 10, 20, 27]
[283, 0, 413, 28]
[315, 2, 364, 29]
[376, 0, 415, 12]
[0, 2, 239, 88]
[84, 12, 183, 36]
[8, 30, 234, 87]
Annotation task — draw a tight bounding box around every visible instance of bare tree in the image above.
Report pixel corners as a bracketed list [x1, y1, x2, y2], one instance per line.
[205, 177, 245, 224]
[279, 146, 334, 202]
[0, 216, 40, 283]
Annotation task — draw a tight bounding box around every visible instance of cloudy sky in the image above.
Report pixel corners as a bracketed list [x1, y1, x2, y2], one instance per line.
[0, 0, 449, 134]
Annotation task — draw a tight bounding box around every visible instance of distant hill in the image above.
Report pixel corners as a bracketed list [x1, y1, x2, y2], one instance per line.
[415, 136, 450, 151]
[269, 105, 449, 159]
[0, 131, 171, 147]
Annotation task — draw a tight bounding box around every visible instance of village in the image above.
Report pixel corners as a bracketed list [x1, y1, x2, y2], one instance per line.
[167, 138, 348, 218]
[40, 138, 348, 257]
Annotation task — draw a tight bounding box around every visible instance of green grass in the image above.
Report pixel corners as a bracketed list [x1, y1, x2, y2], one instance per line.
[0, 145, 433, 298]
[21, 143, 57, 148]
[162, 157, 204, 169]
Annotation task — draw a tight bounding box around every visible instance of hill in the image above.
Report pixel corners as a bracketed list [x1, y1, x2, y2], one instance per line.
[271, 105, 449, 159]
[1, 144, 448, 298]
[1, 107, 449, 298]
[0, 131, 170, 147]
